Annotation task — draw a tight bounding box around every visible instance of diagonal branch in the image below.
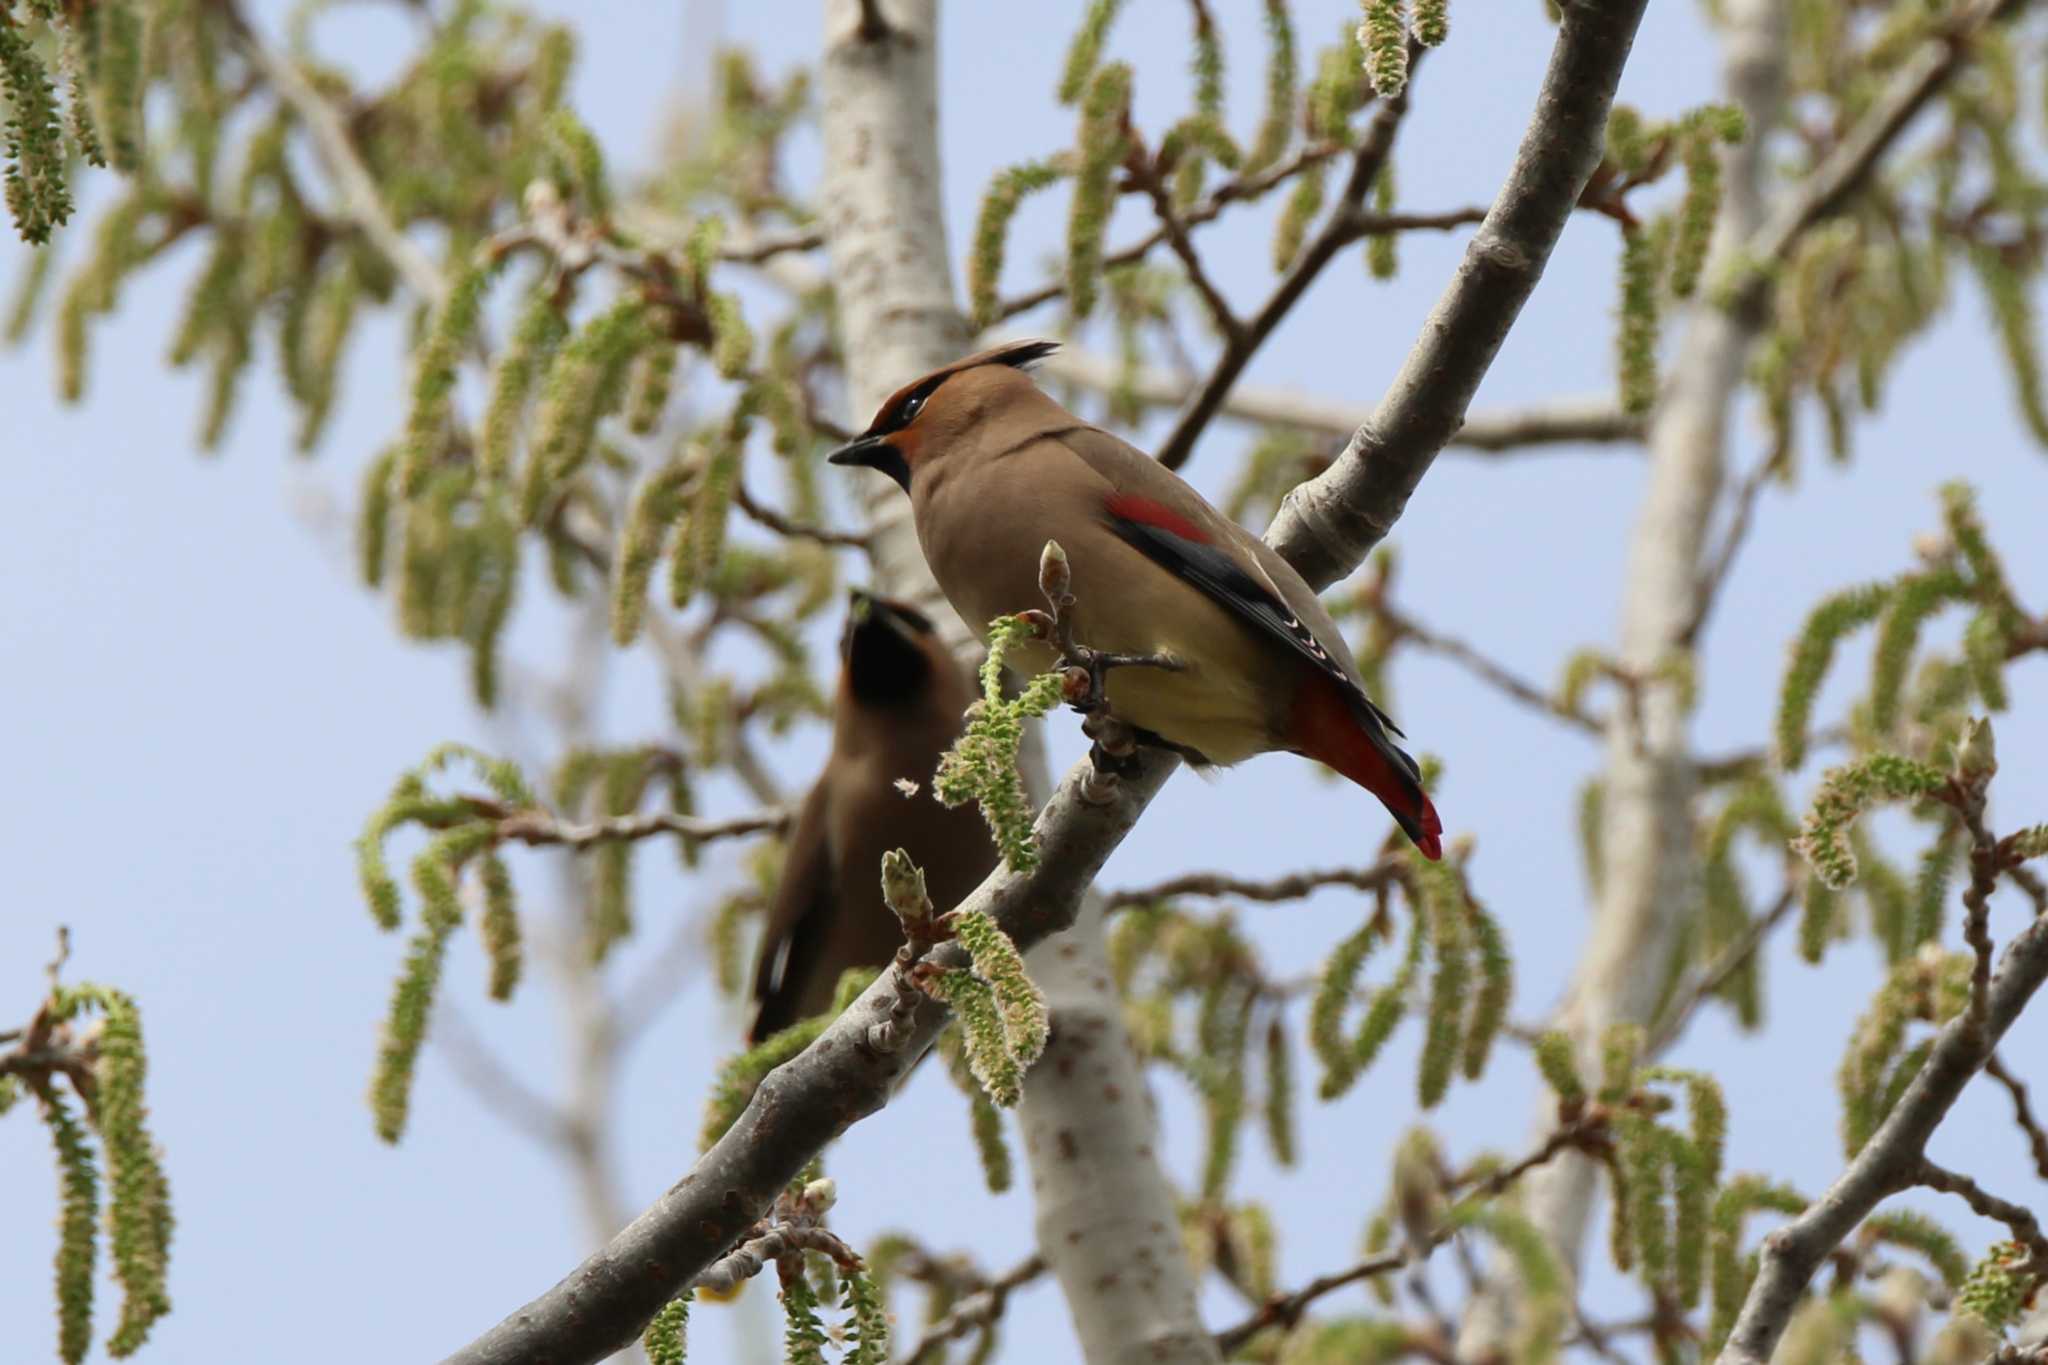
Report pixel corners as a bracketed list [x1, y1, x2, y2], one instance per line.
[1038, 344, 1642, 452]
[1153, 85, 1414, 472]
[220, 4, 447, 307]
[1104, 861, 1401, 910]
[439, 4, 1652, 1360]
[1983, 1054, 2048, 1181]
[1719, 908, 2048, 1365]
[1263, 1, 1650, 589]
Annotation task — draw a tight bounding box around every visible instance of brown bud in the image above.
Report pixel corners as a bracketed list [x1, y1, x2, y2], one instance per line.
[1061, 666, 1094, 705]
[1038, 539, 1072, 605]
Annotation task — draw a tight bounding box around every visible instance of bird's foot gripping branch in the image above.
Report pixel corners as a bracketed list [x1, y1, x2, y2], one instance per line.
[1020, 539, 1186, 793]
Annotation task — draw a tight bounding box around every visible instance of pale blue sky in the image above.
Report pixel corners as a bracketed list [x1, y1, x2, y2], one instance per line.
[3, 3, 2044, 1362]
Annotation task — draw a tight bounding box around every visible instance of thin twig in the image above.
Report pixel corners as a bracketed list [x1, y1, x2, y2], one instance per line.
[434, 1002, 574, 1150]
[904, 1253, 1049, 1364]
[992, 140, 1351, 321]
[221, 4, 447, 306]
[1155, 77, 1417, 473]
[1213, 1120, 1602, 1353]
[733, 480, 871, 549]
[1983, 1054, 2048, 1181]
[1915, 1158, 2048, 1271]
[1376, 599, 1603, 737]
[1645, 883, 1799, 1057]
[1125, 145, 1242, 341]
[1680, 444, 1786, 647]
[1104, 860, 1401, 910]
[1036, 344, 1642, 452]
[484, 803, 790, 852]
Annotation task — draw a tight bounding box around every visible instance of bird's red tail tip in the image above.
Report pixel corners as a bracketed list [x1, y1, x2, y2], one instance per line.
[1413, 798, 1444, 861]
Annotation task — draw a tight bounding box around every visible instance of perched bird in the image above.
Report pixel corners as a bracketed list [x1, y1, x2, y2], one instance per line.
[747, 590, 998, 1042]
[827, 340, 1442, 859]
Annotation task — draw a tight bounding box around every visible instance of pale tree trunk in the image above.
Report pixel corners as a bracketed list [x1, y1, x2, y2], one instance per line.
[817, 5, 1218, 1362]
[1485, 0, 1791, 1316]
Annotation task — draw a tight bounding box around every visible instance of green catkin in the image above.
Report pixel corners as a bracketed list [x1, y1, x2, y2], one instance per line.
[780, 1262, 828, 1365]
[42, 1086, 99, 1364]
[926, 969, 1026, 1107]
[68, 990, 172, 1354]
[358, 446, 400, 589]
[1263, 1014, 1296, 1166]
[1273, 160, 1326, 272]
[1534, 1030, 1585, 1106]
[968, 161, 1066, 327]
[1794, 754, 1945, 890]
[1244, 0, 1296, 174]
[480, 287, 567, 485]
[91, 0, 145, 172]
[523, 298, 651, 521]
[1057, 0, 1126, 105]
[400, 256, 501, 495]
[1367, 163, 1397, 277]
[1707, 1178, 1807, 1354]
[478, 851, 521, 1001]
[642, 1297, 688, 1365]
[1067, 63, 1131, 321]
[1775, 582, 1891, 768]
[1968, 244, 2048, 446]
[843, 1269, 889, 1365]
[612, 463, 691, 645]
[1, 18, 74, 244]
[950, 909, 1049, 1066]
[933, 614, 1063, 870]
[940, 1025, 1014, 1193]
[1866, 1209, 1968, 1290]
[672, 439, 739, 609]
[1460, 901, 1511, 1080]
[1869, 569, 1970, 736]
[625, 342, 678, 437]
[1669, 122, 1722, 298]
[1416, 860, 1469, 1109]
[1310, 915, 1379, 1097]
[542, 108, 610, 215]
[1358, 0, 1409, 102]
[1410, 0, 1447, 46]
[296, 259, 362, 451]
[1616, 225, 1662, 415]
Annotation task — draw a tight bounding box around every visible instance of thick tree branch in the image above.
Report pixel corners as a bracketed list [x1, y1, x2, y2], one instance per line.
[1263, 0, 1651, 589]
[1719, 908, 2048, 1365]
[441, 5, 1654, 1358]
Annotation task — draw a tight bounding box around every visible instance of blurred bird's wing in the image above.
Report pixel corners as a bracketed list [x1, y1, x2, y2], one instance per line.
[746, 780, 834, 1043]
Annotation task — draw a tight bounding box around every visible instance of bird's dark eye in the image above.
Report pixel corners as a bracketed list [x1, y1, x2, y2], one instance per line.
[897, 393, 925, 425]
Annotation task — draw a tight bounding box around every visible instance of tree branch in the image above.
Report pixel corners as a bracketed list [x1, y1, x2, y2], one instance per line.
[440, 5, 1654, 1357]
[1983, 1054, 2048, 1181]
[1153, 87, 1413, 472]
[1263, 0, 1652, 589]
[1104, 861, 1401, 910]
[221, 5, 448, 307]
[1719, 908, 2048, 1365]
[903, 1253, 1049, 1364]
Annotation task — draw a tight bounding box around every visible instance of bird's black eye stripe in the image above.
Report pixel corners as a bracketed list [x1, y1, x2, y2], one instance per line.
[882, 373, 950, 433]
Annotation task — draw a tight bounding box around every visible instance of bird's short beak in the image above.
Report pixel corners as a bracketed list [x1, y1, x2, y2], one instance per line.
[826, 435, 888, 469]
[827, 434, 912, 492]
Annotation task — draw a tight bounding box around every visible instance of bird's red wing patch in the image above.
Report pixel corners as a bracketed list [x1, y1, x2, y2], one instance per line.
[1104, 492, 1210, 545]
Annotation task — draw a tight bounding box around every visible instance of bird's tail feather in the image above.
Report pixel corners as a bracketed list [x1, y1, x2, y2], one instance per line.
[1288, 676, 1443, 860]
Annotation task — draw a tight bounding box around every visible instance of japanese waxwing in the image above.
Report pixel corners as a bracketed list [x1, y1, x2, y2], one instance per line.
[827, 340, 1442, 860]
[746, 590, 998, 1042]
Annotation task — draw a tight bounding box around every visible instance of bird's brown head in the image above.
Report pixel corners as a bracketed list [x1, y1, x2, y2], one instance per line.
[826, 339, 1061, 492]
[840, 589, 947, 707]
